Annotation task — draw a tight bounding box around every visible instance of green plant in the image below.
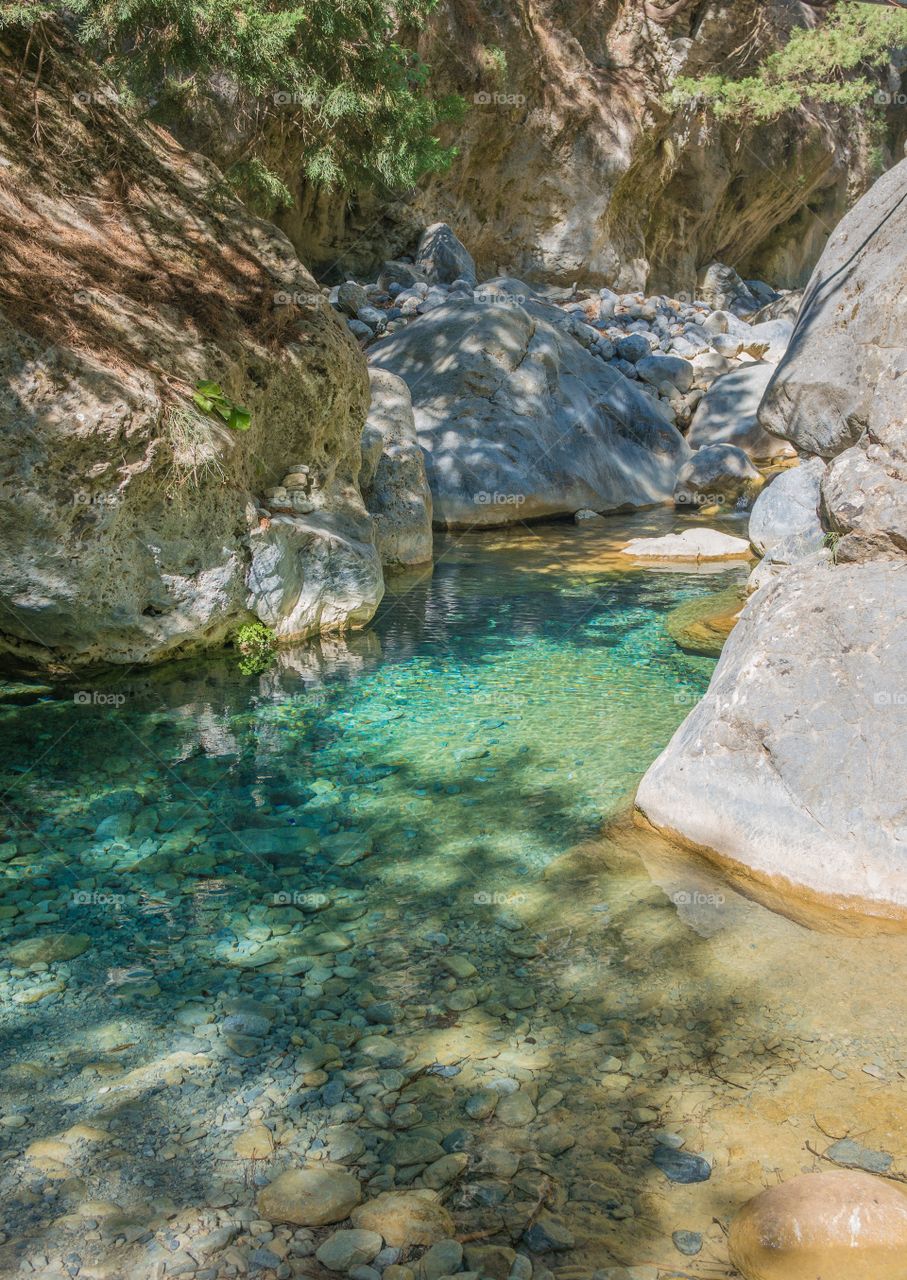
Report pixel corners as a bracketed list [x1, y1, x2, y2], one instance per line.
[669, 4, 907, 123]
[234, 620, 277, 674]
[823, 530, 843, 564]
[193, 381, 252, 433]
[0, 0, 461, 199]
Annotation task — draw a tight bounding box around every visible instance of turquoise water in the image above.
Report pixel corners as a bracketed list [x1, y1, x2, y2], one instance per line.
[0, 517, 770, 1276]
[1, 522, 732, 912]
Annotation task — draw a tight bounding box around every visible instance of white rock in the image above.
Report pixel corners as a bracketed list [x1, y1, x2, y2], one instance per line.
[621, 528, 752, 561]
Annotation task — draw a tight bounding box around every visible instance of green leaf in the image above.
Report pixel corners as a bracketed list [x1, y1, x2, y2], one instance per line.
[195, 380, 223, 397]
[192, 392, 214, 413]
[227, 406, 252, 431]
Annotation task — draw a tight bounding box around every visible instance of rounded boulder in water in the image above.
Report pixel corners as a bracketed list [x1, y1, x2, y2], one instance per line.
[729, 1170, 907, 1280]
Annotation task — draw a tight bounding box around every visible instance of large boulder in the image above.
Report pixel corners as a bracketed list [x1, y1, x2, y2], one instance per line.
[748, 458, 825, 555]
[674, 444, 762, 509]
[359, 368, 433, 565]
[729, 1171, 907, 1280]
[687, 364, 795, 461]
[0, 34, 379, 668]
[414, 222, 477, 287]
[697, 262, 760, 318]
[369, 297, 689, 527]
[759, 156, 907, 462]
[638, 160, 907, 917]
[637, 558, 907, 916]
[246, 514, 383, 643]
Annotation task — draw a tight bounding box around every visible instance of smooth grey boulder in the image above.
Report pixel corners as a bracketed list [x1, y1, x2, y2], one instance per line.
[616, 333, 652, 364]
[760, 156, 907, 460]
[360, 368, 433, 566]
[369, 297, 689, 527]
[638, 160, 907, 918]
[415, 223, 477, 287]
[748, 318, 793, 364]
[674, 444, 762, 509]
[336, 281, 369, 316]
[636, 559, 907, 916]
[636, 354, 695, 393]
[688, 363, 794, 460]
[748, 458, 825, 555]
[697, 262, 760, 318]
[246, 513, 383, 644]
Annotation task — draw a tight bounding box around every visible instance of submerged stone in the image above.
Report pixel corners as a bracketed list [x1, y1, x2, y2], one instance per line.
[825, 1138, 892, 1175]
[257, 1167, 362, 1226]
[651, 1145, 711, 1183]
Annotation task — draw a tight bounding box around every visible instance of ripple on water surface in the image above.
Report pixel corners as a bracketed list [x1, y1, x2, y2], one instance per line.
[2, 516, 905, 1279]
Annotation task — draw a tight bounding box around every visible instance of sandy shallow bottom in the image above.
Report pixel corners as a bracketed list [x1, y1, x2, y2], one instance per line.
[1, 514, 904, 1280]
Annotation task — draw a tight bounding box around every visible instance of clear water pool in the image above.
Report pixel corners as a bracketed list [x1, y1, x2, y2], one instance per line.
[2, 516, 904, 1280]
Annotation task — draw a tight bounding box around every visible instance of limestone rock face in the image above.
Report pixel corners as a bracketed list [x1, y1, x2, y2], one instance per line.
[729, 1171, 907, 1280]
[359, 368, 433, 565]
[0, 36, 378, 668]
[688, 364, 794, 461]
[370, 296, 689, 527]
[637, 160, 907, 918]
[747, 458, 825, 555]
[273, 3, 880, 292]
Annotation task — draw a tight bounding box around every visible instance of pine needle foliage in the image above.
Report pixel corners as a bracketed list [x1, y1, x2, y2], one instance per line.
[669, 3, 907, 122]
[0, 0, 461, 195]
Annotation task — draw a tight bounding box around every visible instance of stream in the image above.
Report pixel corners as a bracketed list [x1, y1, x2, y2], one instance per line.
[1, 512, 905, 1280]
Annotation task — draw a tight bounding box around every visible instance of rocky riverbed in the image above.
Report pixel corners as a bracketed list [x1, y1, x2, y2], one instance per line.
[2, 523, 907, 1280]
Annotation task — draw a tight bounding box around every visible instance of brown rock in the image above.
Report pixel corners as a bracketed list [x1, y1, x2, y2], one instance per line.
[351, 1190, 454, 1247]
[729, 1170, 907, 1280]
[257, 1167, 361, 1227]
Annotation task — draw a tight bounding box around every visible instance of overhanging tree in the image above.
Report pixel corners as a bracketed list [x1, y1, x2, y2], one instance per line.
[0, 1, 461, 203]
[669, 0, 907, 122]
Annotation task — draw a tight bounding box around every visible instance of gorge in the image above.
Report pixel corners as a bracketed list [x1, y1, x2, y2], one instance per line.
[1, 5, 906, 1280]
